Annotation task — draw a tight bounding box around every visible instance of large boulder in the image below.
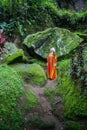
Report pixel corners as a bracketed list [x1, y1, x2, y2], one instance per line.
[23, 27, 83, 59]
[12, 63, 47, 86]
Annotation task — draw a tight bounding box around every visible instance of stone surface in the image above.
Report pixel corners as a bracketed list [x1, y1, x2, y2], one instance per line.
[23, 27, 83, 59]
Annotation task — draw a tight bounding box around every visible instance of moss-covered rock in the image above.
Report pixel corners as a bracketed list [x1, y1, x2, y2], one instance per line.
[12, 63, 47, 86]
[0, 42, 28, 64]
[23, 27, 83, 59]
[0, 64, 24, 130]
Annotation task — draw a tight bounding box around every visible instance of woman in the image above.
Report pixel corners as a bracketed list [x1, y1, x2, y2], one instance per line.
[47, 47, 57, 79]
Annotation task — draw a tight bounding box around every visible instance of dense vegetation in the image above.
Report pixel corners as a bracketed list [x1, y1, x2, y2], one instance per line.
[0, 0, 87, 129]
[0, 0, 87, 39]
[0, 64, 41, 130]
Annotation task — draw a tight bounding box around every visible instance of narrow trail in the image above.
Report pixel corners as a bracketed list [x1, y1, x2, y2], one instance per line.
[24, 79, 64, 130]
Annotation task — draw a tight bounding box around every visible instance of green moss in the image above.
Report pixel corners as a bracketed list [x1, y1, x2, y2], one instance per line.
[0, 64, 24, 130]
[44, 87, 55, 102]
[0, 42, 28, 64]
[23, 28, 52, 47]
[24, 88, 40, 110]
[44, 87, 58, 108]
[57, 60, 87, 118]
[57, 59, 70, 79]
[12, 63, 47, 86]
[29, 58, 46, 68]
[5, 49, 27, 64]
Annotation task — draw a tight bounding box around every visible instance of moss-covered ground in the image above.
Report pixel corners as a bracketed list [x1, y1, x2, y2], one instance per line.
[0, 64, 24, 130]
[12, 63, 47, 86]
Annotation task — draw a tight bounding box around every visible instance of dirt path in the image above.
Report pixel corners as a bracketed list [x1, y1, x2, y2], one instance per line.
[24, 79, 64, 130]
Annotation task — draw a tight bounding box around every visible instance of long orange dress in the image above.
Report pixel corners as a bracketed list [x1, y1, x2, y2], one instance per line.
[47, 53, 57, 79]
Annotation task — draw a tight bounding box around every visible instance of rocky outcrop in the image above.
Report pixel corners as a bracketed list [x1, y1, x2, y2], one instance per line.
[23, 27, 83, 59]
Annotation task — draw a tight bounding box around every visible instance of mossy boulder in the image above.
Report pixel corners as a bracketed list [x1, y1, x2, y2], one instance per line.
[23, 27, 83, 59]
[0, 64, 24, 130]
[12, 63, 47, 86]
[0, 42, 27, 64]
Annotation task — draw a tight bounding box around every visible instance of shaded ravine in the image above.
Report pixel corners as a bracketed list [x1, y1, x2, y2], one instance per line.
[24, 79, 64, 130]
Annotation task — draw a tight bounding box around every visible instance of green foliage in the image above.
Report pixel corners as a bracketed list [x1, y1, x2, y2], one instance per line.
[65, 120, 84, 130]
[44, 3, 87, 32]
[24, 89, 39, 110]
[0, 0, 48, 35]
[58, 59, 70, 77]
[0, 20, 17, 37]
[0, 64, 24, 130]
[17, 21, 26, 36]
[0, 0, 87, 36]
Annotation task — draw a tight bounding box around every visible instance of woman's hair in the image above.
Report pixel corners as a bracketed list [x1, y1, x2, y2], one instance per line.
[50, 47, 56, 53]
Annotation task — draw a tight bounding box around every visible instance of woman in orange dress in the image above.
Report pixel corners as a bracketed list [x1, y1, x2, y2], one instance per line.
[47, 48, 57, 79]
